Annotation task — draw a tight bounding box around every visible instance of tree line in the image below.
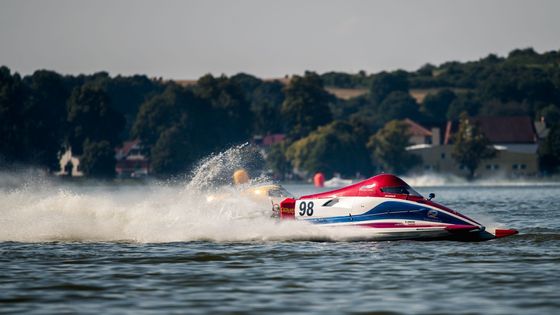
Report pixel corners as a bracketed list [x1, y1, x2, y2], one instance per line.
[1, 47, 560, 178]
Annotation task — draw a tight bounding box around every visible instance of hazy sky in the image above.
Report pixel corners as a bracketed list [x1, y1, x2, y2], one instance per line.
[1, 0, 559, 79]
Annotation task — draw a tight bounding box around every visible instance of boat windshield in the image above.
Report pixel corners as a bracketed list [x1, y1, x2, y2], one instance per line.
[268, 186, 294, 198]
[380, 186, 423, 198]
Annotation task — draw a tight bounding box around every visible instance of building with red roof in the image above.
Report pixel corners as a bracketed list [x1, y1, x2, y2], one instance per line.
[115, 139, 150, 178]
[406, 116, 539, 178]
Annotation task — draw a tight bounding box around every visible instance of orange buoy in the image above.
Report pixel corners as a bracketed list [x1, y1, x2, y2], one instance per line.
[313, 172, 325, 187]
[233, 169, 250, 185]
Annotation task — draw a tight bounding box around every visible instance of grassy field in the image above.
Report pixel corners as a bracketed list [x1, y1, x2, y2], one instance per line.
[325, 87, 471, 102]
[172, 78, 469, 103]
[325, 87, 368, 100]
[410, 88, 470, 103]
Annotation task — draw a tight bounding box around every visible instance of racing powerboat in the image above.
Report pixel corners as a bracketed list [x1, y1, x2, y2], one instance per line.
[279, 174, 518, 241]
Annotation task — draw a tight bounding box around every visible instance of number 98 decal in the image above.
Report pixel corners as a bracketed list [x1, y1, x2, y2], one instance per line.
[298, 201, 314, 216]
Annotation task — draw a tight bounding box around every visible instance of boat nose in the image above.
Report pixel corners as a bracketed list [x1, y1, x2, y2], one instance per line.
[494, 229, 519, 238]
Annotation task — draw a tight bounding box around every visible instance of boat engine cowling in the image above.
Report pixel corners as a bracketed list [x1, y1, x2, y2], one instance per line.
[280, 198, 296, 219]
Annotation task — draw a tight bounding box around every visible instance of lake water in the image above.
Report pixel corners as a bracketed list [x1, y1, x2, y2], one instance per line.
[1, 174, 559, 315]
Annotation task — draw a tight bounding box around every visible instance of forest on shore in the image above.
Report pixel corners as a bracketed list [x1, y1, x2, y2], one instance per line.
[1, 47, 560, 179]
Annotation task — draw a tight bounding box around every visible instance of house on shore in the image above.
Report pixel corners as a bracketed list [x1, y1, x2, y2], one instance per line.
[115, 140, 150, 178]
[406, 116, 539, 178]
[56, 140, 150, 178]
[57, 148, 84, 177]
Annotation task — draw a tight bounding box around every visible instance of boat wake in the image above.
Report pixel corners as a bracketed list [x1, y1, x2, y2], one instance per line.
[0, 145, 375, 243]
[402, 173, 560, 187]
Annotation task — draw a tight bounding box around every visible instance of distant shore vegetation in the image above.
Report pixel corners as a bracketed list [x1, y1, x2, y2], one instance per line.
[1, 47, 560, 179]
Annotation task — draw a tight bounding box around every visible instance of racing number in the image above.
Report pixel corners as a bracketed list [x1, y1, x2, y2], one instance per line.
[298, 201, 314, 216]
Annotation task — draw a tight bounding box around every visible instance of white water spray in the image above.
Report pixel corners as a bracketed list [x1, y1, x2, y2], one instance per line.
[0, 146, 371, 243]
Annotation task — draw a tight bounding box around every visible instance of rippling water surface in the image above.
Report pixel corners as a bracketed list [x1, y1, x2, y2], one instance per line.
[1, 179, 559, 315]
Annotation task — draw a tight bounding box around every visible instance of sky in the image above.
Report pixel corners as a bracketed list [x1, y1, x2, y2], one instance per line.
[1, 0, 559, 80]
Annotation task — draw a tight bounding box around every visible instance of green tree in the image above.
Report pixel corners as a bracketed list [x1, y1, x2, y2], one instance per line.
[478, 99, 531, 117]
[538, 123, 560, 174]
[330, 94, 368, 120]
[104, 75, 164, 139]
[421, 89, 456, 123]
[417, 63, 435, 77]
[367, 120, 421, 174]
[251, 80, 285, 134]
[0, 66, 27, 166]
[281, 72, 333, 140]
[320, 71, 355, 88]
[133, 85, 216, 175]
[286, 121, 371, 178]
[479, 65, 556, 106]
[150, 125, 194, 176]
[447, 92, 481, 120]
[80, 140, 117, 178]
[369, 70, 409, 104]
[66, 84, 125, 154]
[23, 70, 69, 170]
[132, 85, 192, 146]
[265, 141, 292, 180]
[452, 113, 496, 179]
[538, 104, 560, 126]
[195, 74, 253, 143]
[230, 73, 262, 99]
[377, 91, 420, 122]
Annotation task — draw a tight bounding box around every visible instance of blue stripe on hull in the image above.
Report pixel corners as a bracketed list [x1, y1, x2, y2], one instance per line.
[304, 201, 469, 225]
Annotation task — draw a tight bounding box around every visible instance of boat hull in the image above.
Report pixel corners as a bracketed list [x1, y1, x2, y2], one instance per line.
[305, 219, 517, 242]
[278, 173, 518, 242]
